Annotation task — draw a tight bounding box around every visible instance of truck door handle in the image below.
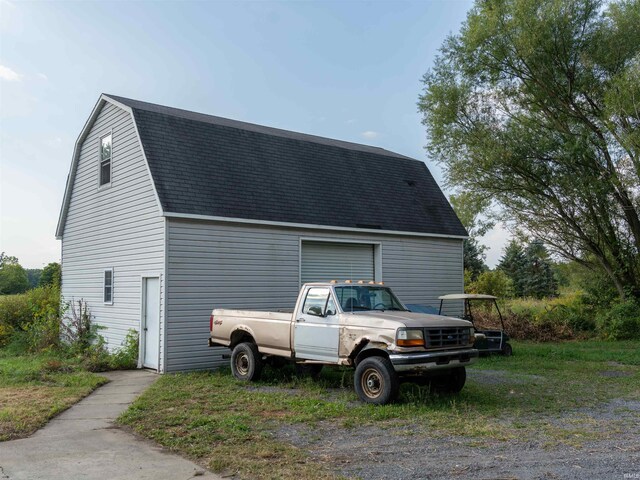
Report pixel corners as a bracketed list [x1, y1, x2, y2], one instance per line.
[297, 318, 305, 322]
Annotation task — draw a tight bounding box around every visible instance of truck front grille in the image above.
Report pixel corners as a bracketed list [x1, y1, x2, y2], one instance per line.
[424, 327, 471, 348]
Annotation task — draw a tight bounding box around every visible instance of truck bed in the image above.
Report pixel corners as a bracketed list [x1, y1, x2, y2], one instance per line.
[211, 309, 293, 357]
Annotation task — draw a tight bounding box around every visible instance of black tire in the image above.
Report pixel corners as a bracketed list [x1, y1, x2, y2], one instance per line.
[431, 367, 466, 394]
[295, 364, 323, 379]
[230, 342, 263, 381]
[502, 343, 513, 356]
[354, 356, 399, 405]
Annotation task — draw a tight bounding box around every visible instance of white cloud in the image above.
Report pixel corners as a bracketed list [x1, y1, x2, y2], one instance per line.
[346, 119, 357, 124]
[0, 64, 22, 81]
[37, 73, 48, 81]
[480, 222, 511, 268]
[361, 130, 379, 139]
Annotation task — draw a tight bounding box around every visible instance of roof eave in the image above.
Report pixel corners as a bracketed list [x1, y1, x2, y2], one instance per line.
[163, 211, 468, 240]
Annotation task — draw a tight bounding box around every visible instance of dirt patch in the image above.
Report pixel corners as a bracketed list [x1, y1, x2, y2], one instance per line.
[274, 399, 640, 480]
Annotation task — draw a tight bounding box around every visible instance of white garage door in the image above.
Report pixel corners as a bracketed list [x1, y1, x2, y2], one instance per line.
[301, 241, 375, 284]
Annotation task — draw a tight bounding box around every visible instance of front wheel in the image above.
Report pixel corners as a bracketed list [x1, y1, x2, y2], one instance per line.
[354, 356, 399, 405]
[502, 343, 513, 356]
[230, 342, 263, 381]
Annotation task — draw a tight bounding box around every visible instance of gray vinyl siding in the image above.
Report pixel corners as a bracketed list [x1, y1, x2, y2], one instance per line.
[60, 102, 166, 370]
[165, 218, 463, 372]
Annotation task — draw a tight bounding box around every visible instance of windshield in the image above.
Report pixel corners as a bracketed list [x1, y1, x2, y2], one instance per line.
[334, 286, 407, 312]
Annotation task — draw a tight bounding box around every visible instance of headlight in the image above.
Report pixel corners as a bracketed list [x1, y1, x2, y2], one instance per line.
[397, 328, 424, 347]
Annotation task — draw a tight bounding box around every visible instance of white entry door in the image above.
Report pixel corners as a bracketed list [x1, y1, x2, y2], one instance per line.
[143, 277, 160, 369]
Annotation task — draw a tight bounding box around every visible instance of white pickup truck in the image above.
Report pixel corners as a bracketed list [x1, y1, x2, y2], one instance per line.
[208, 282, 479, 404]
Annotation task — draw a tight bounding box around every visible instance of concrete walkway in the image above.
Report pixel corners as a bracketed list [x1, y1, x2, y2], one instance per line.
[0, 370, 221, 480]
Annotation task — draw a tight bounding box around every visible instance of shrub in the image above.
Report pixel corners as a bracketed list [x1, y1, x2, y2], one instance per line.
[597, 300, 640, 340]
[471, 292, 597, 342]
[0, 285, 62, 351]
[0, 322, 14, 347]
[27, 285, 60, 324]
[467, 270, 513, 297]
[21, 286, 62, 352]
[60, 299, 103, 354]
[0, 293, 32, 329]
[110, 329, 139, 370]
[24, 315, 60, 352]
[80, 337, 112, 372]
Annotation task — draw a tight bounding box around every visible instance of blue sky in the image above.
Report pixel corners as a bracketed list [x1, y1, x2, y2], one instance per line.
[0, 0, 507, 268]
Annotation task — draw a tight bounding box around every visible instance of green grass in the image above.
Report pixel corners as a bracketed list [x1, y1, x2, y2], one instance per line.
[0, 350, 107, 441]
[118, 340, 640, 479]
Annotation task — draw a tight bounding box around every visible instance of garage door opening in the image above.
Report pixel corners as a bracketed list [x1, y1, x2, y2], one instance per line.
[300, 240, 379, 285]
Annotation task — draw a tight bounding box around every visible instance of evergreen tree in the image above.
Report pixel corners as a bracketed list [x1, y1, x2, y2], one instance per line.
[522, 241, 558, 298]
[463, 238, 487, 281]
[497, 240, 526, 297]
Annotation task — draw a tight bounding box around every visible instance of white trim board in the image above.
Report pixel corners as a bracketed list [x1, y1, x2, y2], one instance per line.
[165, 212, 468, 240]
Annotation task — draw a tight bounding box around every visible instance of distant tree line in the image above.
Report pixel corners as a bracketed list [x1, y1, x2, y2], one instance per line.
[0, 252, 60, 295]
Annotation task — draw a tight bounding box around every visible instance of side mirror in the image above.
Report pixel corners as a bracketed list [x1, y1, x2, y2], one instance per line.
[307, 306, 324, 317]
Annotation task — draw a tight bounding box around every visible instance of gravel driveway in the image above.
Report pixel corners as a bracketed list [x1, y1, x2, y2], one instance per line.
[275, 371, 640, 480]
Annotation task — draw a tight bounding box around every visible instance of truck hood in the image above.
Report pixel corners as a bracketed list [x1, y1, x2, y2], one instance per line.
[346, 311, 472, 329]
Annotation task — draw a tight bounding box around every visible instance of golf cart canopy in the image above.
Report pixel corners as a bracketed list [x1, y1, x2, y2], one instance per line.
[438, 294, 497, 300]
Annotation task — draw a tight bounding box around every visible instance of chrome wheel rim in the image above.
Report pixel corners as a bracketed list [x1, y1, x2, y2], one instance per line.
[361, 368, 383, 398]
[235, 352, 250, 376]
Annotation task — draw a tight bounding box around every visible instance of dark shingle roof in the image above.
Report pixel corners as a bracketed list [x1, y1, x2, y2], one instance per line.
[106, 94, 466, 237]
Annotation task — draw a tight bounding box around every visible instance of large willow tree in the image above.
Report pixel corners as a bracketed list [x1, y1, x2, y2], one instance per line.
[419, 0, 640, 298]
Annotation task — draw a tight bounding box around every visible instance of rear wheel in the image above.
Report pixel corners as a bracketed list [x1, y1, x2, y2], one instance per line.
[354, 357, 399, 405]
[431, 367, 466, 394]
[230, 342, 263, 381]
[502, 343, 513, 356]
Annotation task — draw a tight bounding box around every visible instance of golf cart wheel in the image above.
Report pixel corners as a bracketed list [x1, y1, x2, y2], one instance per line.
[502, 343, 513, 357]
[431, 367, 466, 394]
[354, 356, 399, 405]
[230, 342, 263, 381]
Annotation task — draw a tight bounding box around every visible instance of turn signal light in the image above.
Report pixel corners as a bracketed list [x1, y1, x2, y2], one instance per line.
[209, 315, 214, 331]
[397, 329, 424, 347]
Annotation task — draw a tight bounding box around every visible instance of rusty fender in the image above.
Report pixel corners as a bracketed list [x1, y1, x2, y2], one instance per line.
[338, 326, 395, 365]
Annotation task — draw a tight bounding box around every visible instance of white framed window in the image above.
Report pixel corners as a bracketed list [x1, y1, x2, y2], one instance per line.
[99, 133, 112, 186]
[103, 268, 114, 304]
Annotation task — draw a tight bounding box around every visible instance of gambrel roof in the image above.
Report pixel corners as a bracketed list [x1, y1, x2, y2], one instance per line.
[57, 94, 467, 238]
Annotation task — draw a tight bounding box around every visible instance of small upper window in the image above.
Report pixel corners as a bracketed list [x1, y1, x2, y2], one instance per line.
[99, 134, 112, 186]
[104, 269, 113, 304]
